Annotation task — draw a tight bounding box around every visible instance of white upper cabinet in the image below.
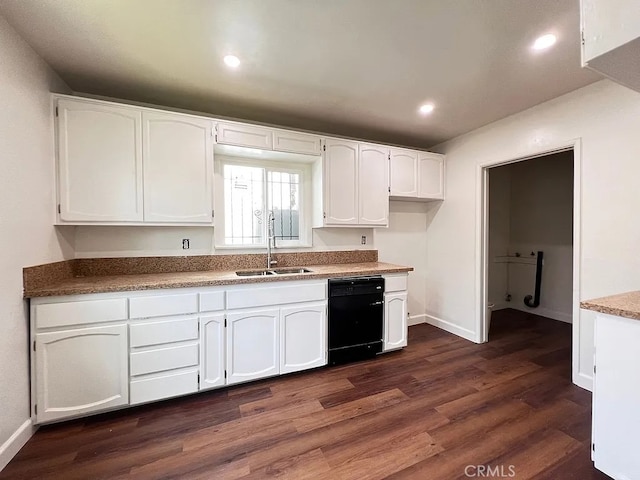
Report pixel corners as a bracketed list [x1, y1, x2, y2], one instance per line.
[389, 149, 418, 197]
[359, 144, 389, 225]
[216, 122, 273, 150]
[323, 139, 359, 225]
[418, 153, 445, 199]
[581, 0, 640, 93]
[143, 111, 213, 223]
[273, 130, 322, 156]
[57, 98, 143, 222]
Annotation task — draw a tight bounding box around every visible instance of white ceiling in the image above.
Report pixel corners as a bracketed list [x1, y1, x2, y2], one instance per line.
[0, 0, 601, 148]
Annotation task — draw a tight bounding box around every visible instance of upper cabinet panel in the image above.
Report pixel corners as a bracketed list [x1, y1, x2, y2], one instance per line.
[57, 99, 143, 222]
[273, 130, 322, 156]
[389, 149, 418, 197]
[216, 122, 273, 150]
[418, 153, 444, 200]
[143, 112, 213, 223]
[359, 144, 389, 225]
[323, 139, 359, 225]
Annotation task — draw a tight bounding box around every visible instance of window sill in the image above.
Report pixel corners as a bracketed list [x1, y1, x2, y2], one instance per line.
[214, 244, 313, 251]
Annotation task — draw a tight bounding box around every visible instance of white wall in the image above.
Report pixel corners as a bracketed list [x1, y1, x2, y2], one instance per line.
[488, 152, 574, 323]
[0, 15, 72, 469]
[375, 201, 437, 325]
[427, 79, 640, 390]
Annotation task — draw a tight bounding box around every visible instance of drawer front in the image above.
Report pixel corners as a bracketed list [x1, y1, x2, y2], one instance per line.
[35, 298, 128, 329]
[227, 281, 326, 309]
[199, 290, 225, 312]
[129, 293, 198, 319]
[129, 316, 198, 347]
[130, 343, 199, 376]
[384, 275, 408, 293]
[130, 369, 198, 405]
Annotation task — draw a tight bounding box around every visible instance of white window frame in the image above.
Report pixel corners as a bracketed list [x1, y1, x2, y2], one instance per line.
[214, 155, 312, 249]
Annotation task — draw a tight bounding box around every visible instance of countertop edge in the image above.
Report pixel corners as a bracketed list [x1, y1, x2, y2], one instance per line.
[24, 264, 413, 298]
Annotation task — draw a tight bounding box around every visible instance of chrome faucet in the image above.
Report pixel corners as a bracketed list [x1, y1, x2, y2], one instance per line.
[266, 211, 277, 269]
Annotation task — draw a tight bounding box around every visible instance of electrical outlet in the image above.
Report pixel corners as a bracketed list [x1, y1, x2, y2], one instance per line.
[361, 235, 367, 245]
[182, 239, 190, 249]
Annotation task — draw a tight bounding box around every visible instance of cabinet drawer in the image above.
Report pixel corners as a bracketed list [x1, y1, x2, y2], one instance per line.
[216, 122, 273, 150]
[35, 298, 128, 329]
[227, 281, 326, 309]
[199, 290, 225, 312]
[129, 316, 198, 347]
[130, 369, 198, 405]
[129, 293, 198, 319]
[273, 130, 321, 155]
[130, 343, 199, 376]
[384, 275, 408, 293]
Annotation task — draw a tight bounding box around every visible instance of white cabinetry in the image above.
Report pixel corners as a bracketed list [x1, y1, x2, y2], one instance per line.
[323, 139, 359, 225]
[383, 274, 409, 352]
[592, 313, 640, 479]
[216, 122, 273, 150]
[321, 140, 389, 227]
[390, 149, 418, 197]
[35, 323, 128, 423]
[142, 111, 213, 223]
[226, 308, 280, 385]
[418, 153, 444, 199]
[359, 144, 389, 225]
[273, 130, 322, 156]
[280, 303, 327, 374]
[581, 0, 640, 93]
[57, 98, 143, 222]
[200, 314, 225, 390]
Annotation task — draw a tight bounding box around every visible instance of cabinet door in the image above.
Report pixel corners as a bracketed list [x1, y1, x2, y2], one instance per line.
[273, 130, 322, 156]
[418, 153, 444, 199]
[226, 309, 279, 385]
[593, 314, 640, 479]
[216, 122, 273, 150]
[143, 112, 213, 223]
[359, 144, 389, 225]
[200, 314, 226, 390]
[57, 99, 143, 222]
[280, 303, 327, 374]
[35, 323, 128, 423]
[384, 292, 408, 351]
[324, 139, 359, 225]
[389, 149, 418, 197]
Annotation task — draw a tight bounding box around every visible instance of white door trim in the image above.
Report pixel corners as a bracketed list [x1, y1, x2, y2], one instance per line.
[476, 138, 588, 390]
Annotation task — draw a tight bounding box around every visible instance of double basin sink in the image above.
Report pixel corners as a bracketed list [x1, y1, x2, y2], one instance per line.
[236, 267, 313, 277]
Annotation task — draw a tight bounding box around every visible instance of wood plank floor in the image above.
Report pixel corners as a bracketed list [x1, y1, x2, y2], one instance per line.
[2, 309, 611, 480]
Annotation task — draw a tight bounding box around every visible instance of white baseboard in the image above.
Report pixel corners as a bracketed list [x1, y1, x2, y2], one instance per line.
[408, 314, 427, 327]
[0, 419, 35, 472]
[424, 313, 477, 343]
[574, 371, 593, 392]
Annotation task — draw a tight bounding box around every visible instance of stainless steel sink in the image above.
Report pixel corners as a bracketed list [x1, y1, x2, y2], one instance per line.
[235, 269, 276, 277]
[235, 267, 312, 277]
[272, 268, 312, 275]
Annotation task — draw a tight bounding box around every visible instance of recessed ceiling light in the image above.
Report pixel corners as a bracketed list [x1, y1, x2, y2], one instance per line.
[419, 103, 435, 115]
[532, 34, 557, 51]
[223, 55, 240, 68]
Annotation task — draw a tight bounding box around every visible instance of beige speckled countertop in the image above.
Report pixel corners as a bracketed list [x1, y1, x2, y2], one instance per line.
[23, 251, 412, 298]
[581, 291, 640, 321]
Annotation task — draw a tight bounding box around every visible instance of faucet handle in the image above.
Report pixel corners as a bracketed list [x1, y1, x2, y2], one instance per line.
[270, 259, 278, 266]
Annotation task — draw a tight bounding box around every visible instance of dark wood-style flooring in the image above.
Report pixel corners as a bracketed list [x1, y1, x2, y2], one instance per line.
[2, 309, 611, 479]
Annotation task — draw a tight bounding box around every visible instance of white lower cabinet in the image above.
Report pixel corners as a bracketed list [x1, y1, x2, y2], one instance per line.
[35, 323, 129, 423]
[384, 291, 408, 352]
[226, 308, 280, 385]
[280, 303, 327, 374]
[592, 313, 640, 480]
[200, 314, 226, 390]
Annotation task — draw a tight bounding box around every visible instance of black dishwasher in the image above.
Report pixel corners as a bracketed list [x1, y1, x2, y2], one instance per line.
[328, 276, 384, 366]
